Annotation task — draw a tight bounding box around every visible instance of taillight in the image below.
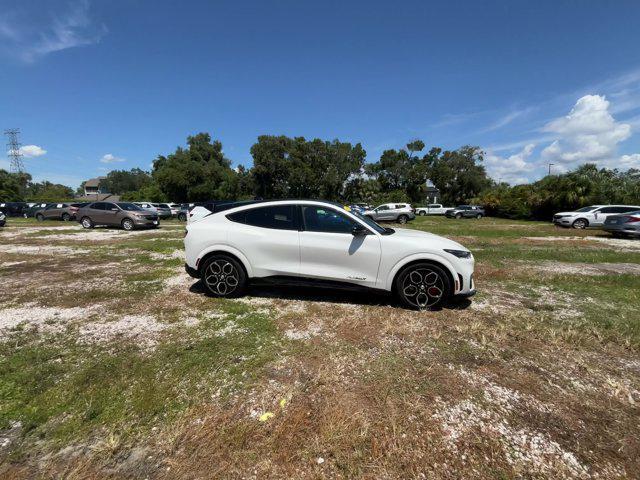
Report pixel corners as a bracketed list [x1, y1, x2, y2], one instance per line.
[627, 216, 640, 223]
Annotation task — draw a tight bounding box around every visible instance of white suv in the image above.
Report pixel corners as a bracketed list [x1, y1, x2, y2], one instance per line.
[184, 200, 475, 309]
[553, 205, 640, 229]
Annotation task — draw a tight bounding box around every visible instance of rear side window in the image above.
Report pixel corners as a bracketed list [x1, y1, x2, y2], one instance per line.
[228, 205, 297, 231]
[92, 203, 108, 210]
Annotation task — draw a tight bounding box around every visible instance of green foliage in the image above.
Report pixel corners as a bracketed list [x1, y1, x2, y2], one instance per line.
[102, 168, 152, 195]
[0, 169, 27, 201]
[152, 133, 243, 202]
[251, 136, 366, 200]
[480, 164, 640, 219]
[24, 181, 74, 202]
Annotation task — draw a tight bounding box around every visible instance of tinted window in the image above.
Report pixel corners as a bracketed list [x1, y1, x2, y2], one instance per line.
[598, 207, 620, 214]
[92, 202, 108, 210]
[117, 203, 142, 211]
[302, 206, 355, 234]
[429, 204, 441, 208]
[228, 205, 297, 230]
[377, 205, 389, 211]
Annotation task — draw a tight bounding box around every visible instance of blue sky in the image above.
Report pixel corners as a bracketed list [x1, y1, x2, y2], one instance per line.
[2, 0, 640, 187]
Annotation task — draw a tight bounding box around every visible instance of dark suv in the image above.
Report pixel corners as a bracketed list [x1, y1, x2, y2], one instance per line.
[445, 205, 485, 219]
[76, 202, 160, 230]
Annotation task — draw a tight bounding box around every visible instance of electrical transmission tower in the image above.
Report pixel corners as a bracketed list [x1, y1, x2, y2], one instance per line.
[5, 128, 25, 173]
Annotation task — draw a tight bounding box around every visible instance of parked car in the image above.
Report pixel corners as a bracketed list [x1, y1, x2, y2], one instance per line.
[176, 205, 190, 221]
[134, 202, 158, 213]
[76, 202, 159, 230]
[363, 203, 415, 224]
[184, 200, 475, 309]
[167, 203, 181, 217]
[415, 204, 451, 216]
[0, 211, 5, 227]
[602, 210, 640, 237]
[445, 205, 485, 219]
[553, 205, 640, 229]
[151, 203, 172, 219]
[23, 203, 51, 218]
[35, 202, 86, 221]
[187, 200, 261, 223]
[0, 202, 29, 217]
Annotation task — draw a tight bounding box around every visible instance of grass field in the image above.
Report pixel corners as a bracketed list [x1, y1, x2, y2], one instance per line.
[1, 216, 639, 479]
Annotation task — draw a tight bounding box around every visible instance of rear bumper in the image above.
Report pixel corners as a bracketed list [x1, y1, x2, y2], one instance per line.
[185, 263, 199, 278]
[603, 225, 640, 235]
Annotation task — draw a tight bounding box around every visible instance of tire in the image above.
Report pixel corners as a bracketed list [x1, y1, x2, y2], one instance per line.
[62, 213, 71, 221]
[81, 217, 94, 229]
[476, 214, 483, 219]
[455, 213, 462, 219]
[419, 211, 426, 216]
[178, 212, 187, 221]
[122, 218, 135, 231]
[395, 262, 451, 310]
[572, 218, 588, 229]
[201, 254, 247, 298]
[36, 213, 44, 222]
[397, 214, 408, 224]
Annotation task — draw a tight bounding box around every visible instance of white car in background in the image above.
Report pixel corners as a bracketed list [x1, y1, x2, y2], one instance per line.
[184, 200, 475, 310]
[415, 204, 450, 215]
[553, 205, 640, 229]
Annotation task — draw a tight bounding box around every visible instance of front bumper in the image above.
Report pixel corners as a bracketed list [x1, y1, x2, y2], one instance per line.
[185, 263, 199, 278]
[553, 216, 574, 226]
[454, 289, 476, 298]
[133, 216, 159, 226]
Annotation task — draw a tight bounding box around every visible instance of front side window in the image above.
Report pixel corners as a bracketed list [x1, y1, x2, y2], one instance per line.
[228, 205, 297, 230]
[302, 206, 356, 234]
[575, 206, 597, 213]
[92, 202, 108, 210]
[376, 205, 389, 211]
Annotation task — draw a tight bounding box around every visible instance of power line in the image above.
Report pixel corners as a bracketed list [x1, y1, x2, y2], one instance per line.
[4, 128, 25, 173]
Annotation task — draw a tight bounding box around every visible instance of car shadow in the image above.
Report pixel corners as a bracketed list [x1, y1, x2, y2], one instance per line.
[188, 280, 472, 311]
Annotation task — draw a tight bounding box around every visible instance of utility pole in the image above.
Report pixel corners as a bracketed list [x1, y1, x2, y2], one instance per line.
[4, 128, 25, 173]
[548, 163, 554, 176]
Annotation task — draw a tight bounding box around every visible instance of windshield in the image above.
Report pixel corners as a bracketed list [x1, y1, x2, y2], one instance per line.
[575, 206, 597, 212]
[117, 203, 143, 211]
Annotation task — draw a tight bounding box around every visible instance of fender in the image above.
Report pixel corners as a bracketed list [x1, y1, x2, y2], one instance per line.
[381, 252, 459, 292]
[196, 244, 254, 277]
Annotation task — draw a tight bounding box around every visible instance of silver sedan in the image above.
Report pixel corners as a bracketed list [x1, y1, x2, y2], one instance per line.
[603, 210, 640, 237]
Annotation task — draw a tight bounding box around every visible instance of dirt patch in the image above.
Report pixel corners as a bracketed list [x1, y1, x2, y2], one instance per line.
[0, 244, 91, 255]
[524, 235, 640, 251]
[0, 303, 98, 338]
[78, 314, 168, 349]
[532, 261, 640, 276]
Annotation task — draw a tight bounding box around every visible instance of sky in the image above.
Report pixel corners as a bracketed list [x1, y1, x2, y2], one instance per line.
[1, 0, 640, 188]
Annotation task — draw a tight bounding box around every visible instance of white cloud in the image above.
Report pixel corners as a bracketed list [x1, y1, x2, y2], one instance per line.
[19, 145, 47, 157]
[100, 153, 125, 164]
[485, 143, 536, 185]
[0, 0, 107, 63]
[540, 95, 632, 167]
[618, 153, 640, 170]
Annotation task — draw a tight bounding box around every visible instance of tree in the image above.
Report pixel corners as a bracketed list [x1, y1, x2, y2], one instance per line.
[0, 170, 27, 201]
[102, 168, 153, 195]
[152, 133, 240, 202]
[250, 136, 366, 200]
[25, 181, 74, 201]
[428, 146, 493, 205]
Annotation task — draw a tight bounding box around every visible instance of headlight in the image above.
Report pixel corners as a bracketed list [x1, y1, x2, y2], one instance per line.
[444, 249, 472, 258]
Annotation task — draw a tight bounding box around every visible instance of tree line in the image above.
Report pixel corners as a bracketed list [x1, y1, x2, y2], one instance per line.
[1, 132, 638, 219]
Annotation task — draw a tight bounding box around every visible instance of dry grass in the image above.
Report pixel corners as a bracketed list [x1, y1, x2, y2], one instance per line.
[1, 218, 639, 479]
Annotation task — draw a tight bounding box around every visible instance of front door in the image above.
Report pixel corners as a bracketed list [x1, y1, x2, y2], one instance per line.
[299, 205, 381, 289]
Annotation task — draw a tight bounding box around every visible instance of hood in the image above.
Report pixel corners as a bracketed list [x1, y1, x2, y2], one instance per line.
[388, 227, 470, 251]
[555, 211, 579, 216]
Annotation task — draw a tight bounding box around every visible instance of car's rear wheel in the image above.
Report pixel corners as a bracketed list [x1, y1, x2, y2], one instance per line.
[201, 255, 247, 298]
[419, 211, 426, 216]
[122, 218, 135, 231]
[81, 217, 94, 229]
[395, 262, 451, 310]
[572, 218, 588, 229]
[476, 213, 483, 219]
[455, 213, 462, 219]
[397, 214, 408, 224]
[62, 213, 71, 221]
[36, 213, 44, 221]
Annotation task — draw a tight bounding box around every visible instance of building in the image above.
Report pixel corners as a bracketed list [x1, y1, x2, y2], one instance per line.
[425, 185, 441, 204]
[76, 177, 120, 202]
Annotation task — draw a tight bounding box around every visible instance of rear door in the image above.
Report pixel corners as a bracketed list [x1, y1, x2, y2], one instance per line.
[226, 204, 300, 277]
[44, 203, 62, 219]
[90, 202, 109, 223]
[299, 204, 381, 289]
[376, 205, 393, 221]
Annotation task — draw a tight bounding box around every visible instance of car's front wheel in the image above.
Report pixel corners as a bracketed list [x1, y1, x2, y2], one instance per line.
[201, 255, 247, 298]
[455, 213, 462, 219]
[476, 213, 483, 219]
[62, 213, 71, 221]
[36, 213, 44, 222]
[395, 262, 451, 310]
[122, 218, 135, 231]
[419, 211, 426, 216]
[572, 218, 588, 229]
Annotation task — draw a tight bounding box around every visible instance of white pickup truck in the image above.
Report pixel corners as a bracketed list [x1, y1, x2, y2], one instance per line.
[415, 204, 450, 215]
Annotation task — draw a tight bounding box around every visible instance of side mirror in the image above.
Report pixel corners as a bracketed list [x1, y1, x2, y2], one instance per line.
[352, 224, 368, 236]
